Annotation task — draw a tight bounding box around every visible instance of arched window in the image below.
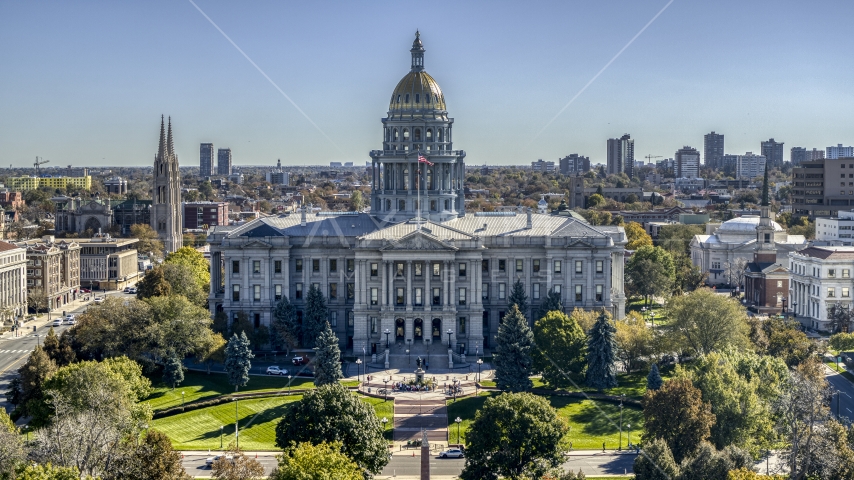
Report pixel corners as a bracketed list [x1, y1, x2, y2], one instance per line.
[435, 94, 439, 103]
[426, 129, 432, 140]
[405, 94, 410, 103]
[426, 94, 431, 103]
[414, 129, 421, 141]
[427, 170, 433, 189]
[386, 199, 391, 211]
[403, 168, 410, 190]
[394, 128, 399, 140]
[399, 200, 406, 211]
[437, 129, 444, 142]
[403, 129, 409, 139]
[396, 95, 401, 103]
[415, 93, 420, 103]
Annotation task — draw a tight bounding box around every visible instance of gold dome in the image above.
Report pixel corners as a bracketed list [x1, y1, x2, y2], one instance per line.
[388, 71, 446, 112]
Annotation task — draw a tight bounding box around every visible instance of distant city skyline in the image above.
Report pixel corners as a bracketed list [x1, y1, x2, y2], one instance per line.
[2, 1, 854, 168]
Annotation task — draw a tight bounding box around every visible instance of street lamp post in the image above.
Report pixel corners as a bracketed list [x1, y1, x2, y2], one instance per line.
[381, 417, 388, 439]
[619, 394, 625, 450]
[455, 417, 462, 445]
[406, 348, 410, 366]
[355, 358, 362, 383]
[234, 398, 239, 451]
[627, 423, 632, 449]
[384, 379, 388, 402]
[287, 375, 292, 395]
[447, 329, 453, 348]
[220, 426, 223, 449]
[24, 424, 29, 447]
[425, 338, 431, 370]
[476, 358, 483, 383]
[384, 329, 391, 349]
[181, 391, 185, 411]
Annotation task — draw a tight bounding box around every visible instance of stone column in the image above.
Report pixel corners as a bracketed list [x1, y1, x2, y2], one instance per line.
[420, 430, 430, 479]
[443, 261, 450, 307]
[381, 261, 388, 308]
[406, 260, 413, 308]
[425, 262, 432, 311]
[450, 261, 456, 309]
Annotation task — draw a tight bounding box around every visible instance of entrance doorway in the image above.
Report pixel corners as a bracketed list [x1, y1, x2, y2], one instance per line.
[432, 318, 442, 339]
[395, 318, 405, 340]
[414, 319, 423, 340]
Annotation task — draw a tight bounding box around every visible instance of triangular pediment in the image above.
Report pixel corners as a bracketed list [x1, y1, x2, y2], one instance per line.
[381, 230, 457, 251]
[241, 223, 284, 238]
[567, 238, 596, 249]
[241, 240, 273, 249]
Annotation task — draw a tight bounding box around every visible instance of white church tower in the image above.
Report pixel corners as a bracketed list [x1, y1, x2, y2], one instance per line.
[151, 116, 183, 254]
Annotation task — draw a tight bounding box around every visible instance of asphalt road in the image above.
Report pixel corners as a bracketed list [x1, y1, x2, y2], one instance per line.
[825, 364, 854, 422]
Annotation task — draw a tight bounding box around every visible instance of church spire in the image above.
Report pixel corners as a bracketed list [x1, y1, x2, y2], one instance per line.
[410, 30, 425, 72]
[167, 116, 175, 160]
[157, 115, 167, 160]
[761, 162, 769, 207]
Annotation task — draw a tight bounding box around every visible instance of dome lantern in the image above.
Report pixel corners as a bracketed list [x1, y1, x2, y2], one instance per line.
[411, 30, 425, 72]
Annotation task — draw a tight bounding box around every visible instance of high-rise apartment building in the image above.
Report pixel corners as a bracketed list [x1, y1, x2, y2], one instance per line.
[200, 143, 215, 176]
[531, 159, 556, 172]
[792, 157, 854, 218]
[791, 147, 807, 166]
[607, 134, 634, 178]
[675, 146, 701, 178]
[217, 148, 232, 176]
[559, 154, 590, 175]
[761, 138, 785, 167]
[703, 131, 724, 169]
[721, 152, 766, 180]
[827, 144, 854, 159]
[807, 148, 825, 161]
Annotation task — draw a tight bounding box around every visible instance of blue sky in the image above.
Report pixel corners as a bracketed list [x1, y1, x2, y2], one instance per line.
[1, 0, 853, 168]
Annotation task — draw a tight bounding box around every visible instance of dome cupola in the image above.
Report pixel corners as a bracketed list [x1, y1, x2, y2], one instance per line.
[389, 31, 447, 115]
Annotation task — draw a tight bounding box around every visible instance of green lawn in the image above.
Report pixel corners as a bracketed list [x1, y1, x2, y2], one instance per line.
[152, 394, 391, 450]
[447, 392, 643, 450]
[361, 396, 395, 441]
[145, 371, 358, 411]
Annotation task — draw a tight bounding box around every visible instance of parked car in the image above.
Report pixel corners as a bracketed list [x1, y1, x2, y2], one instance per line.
[439, 448, 464, 458]
[292, 355, 308, 366]
[80, 288, 91, 293]
[63, 314, 76, 325]
[93, 297, 105, 304]
[205, 455, 233, 467]
[266, 366, 287, 376]
[127, 287, 137, 294]
[52, 318, 63, 327]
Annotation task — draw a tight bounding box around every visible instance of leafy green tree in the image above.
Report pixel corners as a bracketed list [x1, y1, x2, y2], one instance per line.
[348, 190, 364, 212]
[225, 332, 254, 392]
[460, 392, 567, 480]
[493, 305, 534, 392]
[271, 442, 363, 480]
[164, 246, 210, 294]
[313, 322, 343, 387]
[656, 224, 703, 257]
[614, 312, 653, 373]
[252, 325, 270, 350]
[673, 253, 707, 295]
[765, 318, 816, 367]
[508, 279, 529, 320]
[532, 311, 586, 388]
[667, 288, 750, 355]
[106, 429, 192, 480]
[230, 311, 253, 340]
[275, 384, 388, 476]
[535, 287, 563, 322]
[136, 266, 172, 299]
[160, 262, 208, 307]
[272, 296, 300, 352]
[625, 221, 653, 250]
[194, 333, 227, 374]
[0, 409, 25, 479]
[830, 331, 854, 352]
[678, 442, 752, 480]
[587, 193, 605, 208]
[585, 312, 618, 392]
[642, 378, 716, 463]
[632, 437, 679, 480]
[211, 444, 265, 480]
[144, 295, 214, 361]
[14, 463, 83, 480]
[47, 330, 77, 367]
[646, 363, 663, 390]
[162, 355, 184, 389]
[16, 346, 57, 417]
[130, 223, 165, 261]
[625, 245, 675, 305]
[303, 285, 329, 348]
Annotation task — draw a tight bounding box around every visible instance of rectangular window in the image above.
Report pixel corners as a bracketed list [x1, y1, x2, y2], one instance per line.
[482, 259, 489, 272]
[575, 261, 583, 274]
[370, 317, 378, 333]
[275, 284, 282, 301]
[533, 259, 541, 273]
[329, 283, 338, 300]
[596, 285, 603, 302]
[777, 280, 783, 288]
[499, 259, 506, 272]
[370, 288, 378, 305]
[482, 283, 489, 301]
[295, 259, 303, 272]
[348, 311, 354, 326]
[415, 262, 423, 276]
[829, 269, 836, 278]
[330, 259, 337, 273]
[828, 287, 836, 298]
[554, 284, 561, 295]
[575, 285, 583, 302]
[274, 260, 282, 274]
[371, 263, 378, 277]
[459, 317, 467, 334]
[433, 263, 440, 276]
[232, 284, 240, 301]
[845, 288, 851, 298]
[396, 262, 404, 276]
[554, 260, 562, 274]
[459, 262, 467, 277]
[596, 260, 604, 274]
[533, 283, 540, 299]
[845, 269, 851, 278]
[346, 259, 354, 273]
[232, 260, 240, 274]
[312, 283, 320, 291]
[253, 285, 261, 301]
[499, 283, 506, 299]
[347, 283, 354, 300]
[253, 260, 260, 274]
[414, 287, 423, 306]
[330, 311, 338, 327]
[295, 283, 303, 300]
[312, 259, 320, 272]
[396, 287, 405, 305]
[254, 313, 260, 329]
[459, 287, 467, 305]
[516, 259, 523, 272]
[433, 287, 441, 305]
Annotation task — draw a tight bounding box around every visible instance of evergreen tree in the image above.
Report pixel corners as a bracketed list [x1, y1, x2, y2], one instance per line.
[162, 354, 184, 389]
[493, 305, 534, 392]
[273, 296, 301, 351]
[313, 322, 343, 387]
[535, 287, 563, 322]
[508, 279, 529, 320]
[647, 363, 663, 390]
[303, 285, 329, 348]
[585, 312, 618, 392]
[224, 332, 254, 392]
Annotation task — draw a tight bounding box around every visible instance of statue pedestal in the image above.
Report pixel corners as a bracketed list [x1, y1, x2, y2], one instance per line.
[414, 367, 425, 384]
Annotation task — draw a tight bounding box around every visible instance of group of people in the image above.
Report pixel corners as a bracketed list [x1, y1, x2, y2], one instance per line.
[394, 382, 433, 392]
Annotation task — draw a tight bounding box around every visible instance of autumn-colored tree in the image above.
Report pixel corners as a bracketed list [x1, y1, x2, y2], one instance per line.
[642, 377, 716, 463]
[624, 221, 653, 250]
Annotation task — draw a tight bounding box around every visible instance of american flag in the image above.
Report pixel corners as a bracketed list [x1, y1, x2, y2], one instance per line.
[418, 153, 434, 166]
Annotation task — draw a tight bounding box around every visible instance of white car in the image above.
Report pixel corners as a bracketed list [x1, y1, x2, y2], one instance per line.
[439, 448, 464, 458]
[63, 314, 77, 325]
[127, 287, 137, 294]
[266, 366, 287, 375]
[52, 319, 63, 327]
[205, 455, 233, 467]
[93, 297, 105, 305]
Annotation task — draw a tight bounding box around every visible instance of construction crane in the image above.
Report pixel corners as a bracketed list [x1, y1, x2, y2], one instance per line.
[645, 154, 662, 165]
[34, 156, 50, 176]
